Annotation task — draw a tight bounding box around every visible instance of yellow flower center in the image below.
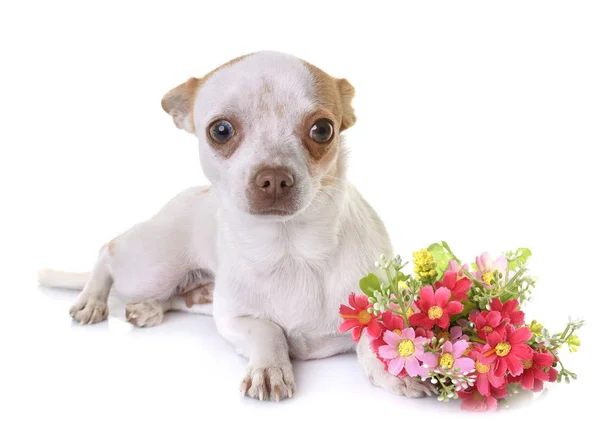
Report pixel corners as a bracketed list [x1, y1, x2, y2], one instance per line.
[357, 310, 371, 325]
[439, 352, 455, 369]
[475, 360, 491, 374]
[482, 272, 495, 285]
[495, 342, 512, 357]
[398, 339, 415, 357]
[428, 306, 443, 320]
[436, 330, 450, 343]
[522, 359, 533, 370]
[406, 307, 414, 318]
[482, 326, 493, 334]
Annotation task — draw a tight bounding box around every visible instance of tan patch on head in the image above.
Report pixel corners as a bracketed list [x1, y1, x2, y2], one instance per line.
[161, 54, 252, 134]
[299, 62, 356, 183]
[303, 62, 357, 132]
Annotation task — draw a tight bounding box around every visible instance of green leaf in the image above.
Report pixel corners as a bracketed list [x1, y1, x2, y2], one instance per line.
[455, 300, 477, 319]
[359, 273, 380, 298]
[427, 243, 453, 277]
[508, 248, 532, 270]
[396, 272, 410, 281]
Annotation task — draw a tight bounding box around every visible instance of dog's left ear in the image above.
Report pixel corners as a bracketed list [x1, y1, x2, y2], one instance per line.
[337, 78, 357, 131]
[161, 77, 202, 134]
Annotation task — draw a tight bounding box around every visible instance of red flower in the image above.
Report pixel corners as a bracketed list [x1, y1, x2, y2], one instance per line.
[409, 286, 463, 329]
[459, 384, 507, 412]
[480, 325, 533, 376]
[508, 350, 554, 391]
[470, 310, 506, 340]
[469, 345, 507, 396]
[339, 293, 382, 342]
[415, 327, 434, 339]
[434, 270, 471, 301]
[489, 298, 525, 326]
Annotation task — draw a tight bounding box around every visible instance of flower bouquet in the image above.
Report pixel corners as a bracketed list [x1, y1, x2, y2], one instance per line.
[339, 242, 584, 411]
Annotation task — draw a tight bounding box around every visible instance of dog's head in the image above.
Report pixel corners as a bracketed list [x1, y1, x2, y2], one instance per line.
[162, 51, 356, 219]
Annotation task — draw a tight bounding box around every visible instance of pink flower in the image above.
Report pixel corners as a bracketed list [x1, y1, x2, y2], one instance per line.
[489, 298, 525, 326]
[338, 293, 382, 342]
[422, 340, 475, 372]
[378, 328, 428, 377]
[473, 252, 508, 288]
[369, 311, 404, 371]
[409, 286, 463, 329]
[447, 259, 469, 275]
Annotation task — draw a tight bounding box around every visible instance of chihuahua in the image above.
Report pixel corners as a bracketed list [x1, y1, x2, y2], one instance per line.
[39, 51, 435, 401]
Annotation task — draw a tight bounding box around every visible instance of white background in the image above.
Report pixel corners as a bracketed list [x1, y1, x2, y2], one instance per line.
[1, 1, 598, 436]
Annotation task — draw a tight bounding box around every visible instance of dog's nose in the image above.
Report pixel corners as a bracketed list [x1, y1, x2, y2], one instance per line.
[255, 167, 294, 198]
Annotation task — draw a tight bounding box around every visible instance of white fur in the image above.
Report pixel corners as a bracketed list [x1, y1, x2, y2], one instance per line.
[39, 52, 434, 400]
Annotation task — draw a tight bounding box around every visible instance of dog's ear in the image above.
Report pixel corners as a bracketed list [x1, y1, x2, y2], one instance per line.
[161, 77, 202, 134]
[337, 78, 357, 131]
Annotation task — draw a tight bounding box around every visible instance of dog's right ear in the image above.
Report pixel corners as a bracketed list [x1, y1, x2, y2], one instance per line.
[161, 77, 202, 134]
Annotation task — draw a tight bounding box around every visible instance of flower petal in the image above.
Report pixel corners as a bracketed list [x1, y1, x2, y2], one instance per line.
[339, 319, 359, 333]
[454, 277, 471, 296]
[452, 340, 470, 358]
[351, 326, 363, 342]
[533, 352, 554, 368]
[401, 327, 416, 340]
[476, 374, 490, 396]
[437, 313, 450, 329]
[520, 370, 534, 390]
[339, 304, 359, 316]
[506, 354, 524, 376]
[422, 352, 439, 368]
[419, 286, 435, 309]
[454, 357, 475, 372]
[442, 271, 457, 289]
[379, 345, 399, 359]
[444, 301, 463, 316]
[382, 330, 402, 346]
[511, 343, 533, 361]
[366, 320, 383, 339]
[508, 327, 531, 345]
[509, 311, 525, 325]
[404, 356, 422, 377]
[353, 294, 370, 310]
[409, 313, 429, 327]
[434, 287, 451, 307]
[487, 310, 502, 327]
[388, 357, 406, 376]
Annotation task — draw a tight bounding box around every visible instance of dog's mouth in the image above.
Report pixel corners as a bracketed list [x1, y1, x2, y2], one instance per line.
[248, 207, 297, 217]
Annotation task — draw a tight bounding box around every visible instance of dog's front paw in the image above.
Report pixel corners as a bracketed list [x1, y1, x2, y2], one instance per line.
[125, 300, 164, 327]
[240, 363, 296, 402]
[70, 296, 108, 324]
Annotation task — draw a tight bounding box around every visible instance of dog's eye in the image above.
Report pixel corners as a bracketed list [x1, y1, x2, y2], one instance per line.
[309, 119, 334, 143]
[209, 120, 235, 143]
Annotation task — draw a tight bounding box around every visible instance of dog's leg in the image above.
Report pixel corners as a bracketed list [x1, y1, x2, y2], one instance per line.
[69, 247, 112, 324]
[217, 317, 295, 401]
[125, 269, 214, 328]
[356, 334, 437, 398]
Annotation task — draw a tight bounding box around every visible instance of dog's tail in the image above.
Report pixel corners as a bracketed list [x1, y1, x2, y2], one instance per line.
[37, 269, 89, 290]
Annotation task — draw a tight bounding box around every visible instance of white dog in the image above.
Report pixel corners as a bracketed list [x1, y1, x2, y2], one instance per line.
[39, 51, 435, 401]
